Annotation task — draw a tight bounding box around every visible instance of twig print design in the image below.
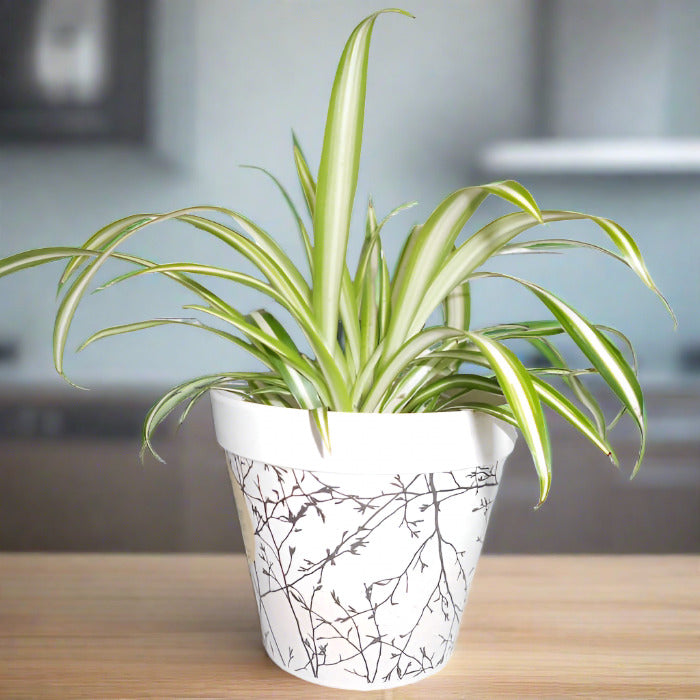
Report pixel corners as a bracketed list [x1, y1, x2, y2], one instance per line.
[227, 453, 500, 686]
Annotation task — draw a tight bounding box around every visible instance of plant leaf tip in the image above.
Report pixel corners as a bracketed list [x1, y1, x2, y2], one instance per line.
[140, 442, 165, 465]
[376, 8, 415, 18]
[534, 478, 552, 510]
[59, 371, 89, 391]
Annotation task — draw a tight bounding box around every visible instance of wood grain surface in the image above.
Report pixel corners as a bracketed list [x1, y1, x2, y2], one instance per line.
[0, 554, 698, 698]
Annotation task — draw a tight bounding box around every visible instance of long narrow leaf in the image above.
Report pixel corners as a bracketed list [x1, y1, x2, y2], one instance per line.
[404, 373, 501, 413]
[360, 328, 463, 412]
[403, 208, 673, 352]
[355, 199, 417, 302]
[443, 282, 471, 331]
[248, 309, 323, 410]
[77, 317, 271, 368]
[95, 262, 291, 308]
[466, 331, 552, 505]
[240, 164, 313, 270]
[310, 405, 332, 454]
[398, 210, 573, 347]
[385, 181, 543, 358]
[57, 215, 154, 290]
[473, 271, 647, 475]
[312, 9, 412, 349]
[527, 335, 607, 438]
[141, 373, 262, 461]
[292, 131, 317, 221]
[183, 303, 336, 408]
[530, 374, 618, 465]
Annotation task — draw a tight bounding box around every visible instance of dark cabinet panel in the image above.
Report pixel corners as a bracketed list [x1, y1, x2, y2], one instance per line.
[0, 389, 697, 553]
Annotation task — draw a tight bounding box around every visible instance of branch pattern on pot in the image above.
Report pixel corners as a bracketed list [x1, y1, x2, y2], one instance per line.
[227, 453, 501, 685]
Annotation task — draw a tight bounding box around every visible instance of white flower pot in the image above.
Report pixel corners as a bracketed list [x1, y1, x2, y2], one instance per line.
[210, 389, 517, 691]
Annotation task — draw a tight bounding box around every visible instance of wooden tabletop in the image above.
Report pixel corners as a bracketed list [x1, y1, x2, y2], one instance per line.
[0, 555, 698, 699]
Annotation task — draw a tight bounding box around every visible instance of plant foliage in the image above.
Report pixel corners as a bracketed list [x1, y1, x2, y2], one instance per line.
[0, 9, 674, 505]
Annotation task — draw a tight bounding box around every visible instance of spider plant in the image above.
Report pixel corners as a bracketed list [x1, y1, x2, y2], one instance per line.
[0, 9, 674, 506]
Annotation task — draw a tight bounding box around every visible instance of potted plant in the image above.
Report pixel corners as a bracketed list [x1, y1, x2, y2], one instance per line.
[0, 7, 674, 692]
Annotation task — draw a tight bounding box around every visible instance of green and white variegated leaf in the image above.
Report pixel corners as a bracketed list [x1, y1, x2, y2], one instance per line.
[177, 376, 288, 428]
[597, 325, 638, 432]
[384, 181, 543, 359]
[240, 164, 313, 270]
[292, 131, 317, 220]
[584, 214, 676, 326]
[179, 212, 310, 309]
[360, 328, 463, 412]
[247, 309, 324, 411]
[51, 210, 226, 383]
[339, 265, 361, 381]
[481, 320, 564, 340]
[193, 206, 311, 306]
[404, 373, 501, 413]
[59, 208, 309, 323]
[355, 198, 379, 307]
[182, 303, 336, 408]
[43, 213, 338, 403]
[246, 378, 294, 408]
[360, 241, 379, 366]
[312, 9, 412, 350]
[92, 211, 351, 409]
[478, 320, 607, 437]
[355, 199, 417, 304]
[438, 400, 519, 428]
[474, 271, 647, 475]
[141, 373, 262, 462]
[398, 210, 573, 347]
[62, 206, 311, 312]
[598, 324, 639, 374]
[310, 405, 332, 454]
[94, 262, 292, 309]
[530, 374, 618, 465]
[465, 331, 552, 505]
[250, 308, 332, 449]
[358, 199, 390, 367]
[527, 335, 607, 438]
[530, 367, 596, 377]
[377, 353, 456, 413]
[291, 135, 362, 375]
[76, 317, 271, 368]
[391, 223, 422, 306]
[381, 277, 471, 412]
[57, 215, 154, 290]
[500, 236, 675, 326]
[500, 238, 628, 259]
[402, 207, 673, 352]
[443, 282, 471, 331]
[0, 246, 129, 279]
[378, 250, 391, 339]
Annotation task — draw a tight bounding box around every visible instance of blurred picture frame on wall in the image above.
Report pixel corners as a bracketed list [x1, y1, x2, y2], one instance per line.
[0, 0, 150, 142]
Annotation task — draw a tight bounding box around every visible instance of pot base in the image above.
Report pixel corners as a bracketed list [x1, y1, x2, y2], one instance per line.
[227, 452, 502, 691]
[262, 639, 455, 692]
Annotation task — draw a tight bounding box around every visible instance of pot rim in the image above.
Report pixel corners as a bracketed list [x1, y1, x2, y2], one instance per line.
[210, 388, 518, 476]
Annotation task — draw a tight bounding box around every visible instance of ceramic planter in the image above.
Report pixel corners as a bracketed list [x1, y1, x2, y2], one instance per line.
[210, 389, 517, 691]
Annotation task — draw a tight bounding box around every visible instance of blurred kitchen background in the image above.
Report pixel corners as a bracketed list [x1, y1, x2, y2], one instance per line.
[0, 0, 698, 554]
